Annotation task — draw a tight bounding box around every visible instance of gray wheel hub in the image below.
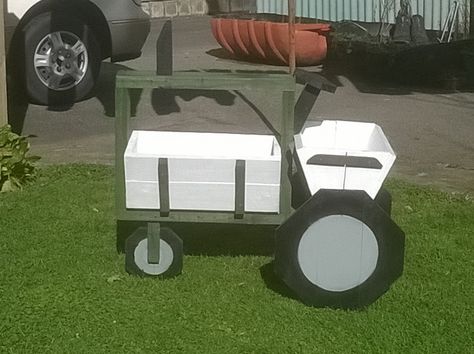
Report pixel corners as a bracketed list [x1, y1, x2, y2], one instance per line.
[134, 238, 174, 276]
[34, 31, 88, 91]
[297, 215, 379, 292]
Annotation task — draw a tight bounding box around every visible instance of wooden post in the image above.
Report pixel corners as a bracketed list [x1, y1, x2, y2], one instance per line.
[288, 0, 296, 75]
[0, 0, 8, 126]
[470, 0, 474, 38]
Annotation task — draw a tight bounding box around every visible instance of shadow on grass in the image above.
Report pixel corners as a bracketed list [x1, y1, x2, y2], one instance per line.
[259, 261, 299, 302]
[117, 221, 299, 301]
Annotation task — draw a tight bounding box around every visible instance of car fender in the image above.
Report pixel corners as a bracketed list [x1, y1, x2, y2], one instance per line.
[90, 0, 150, 61]
[5, 0, 112, 59]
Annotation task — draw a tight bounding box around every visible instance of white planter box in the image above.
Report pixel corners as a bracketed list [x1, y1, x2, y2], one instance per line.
[294, 120, 396, 199]
[124, 130, 281, 212]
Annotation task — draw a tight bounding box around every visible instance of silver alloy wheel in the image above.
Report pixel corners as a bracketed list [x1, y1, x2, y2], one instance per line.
[34, 31, 89, 91]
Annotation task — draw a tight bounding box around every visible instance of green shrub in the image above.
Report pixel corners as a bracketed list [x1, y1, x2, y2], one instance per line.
[0, 124, 40, 192]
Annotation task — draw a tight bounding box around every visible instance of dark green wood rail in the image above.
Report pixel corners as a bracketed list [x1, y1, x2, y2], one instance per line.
[115, 70, 296, 226]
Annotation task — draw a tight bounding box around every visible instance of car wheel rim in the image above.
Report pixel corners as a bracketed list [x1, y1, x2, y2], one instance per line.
[34, 31, 89, 91]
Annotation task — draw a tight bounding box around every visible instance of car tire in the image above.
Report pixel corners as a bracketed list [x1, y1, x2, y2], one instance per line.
[20, 12, 101, 105]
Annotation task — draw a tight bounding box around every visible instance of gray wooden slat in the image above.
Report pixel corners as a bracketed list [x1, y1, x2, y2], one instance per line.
[234, 160, 246, 219]
[307, 154, 383, 169]
[158, 158, 170, 216]
[147, 223, 161, 264]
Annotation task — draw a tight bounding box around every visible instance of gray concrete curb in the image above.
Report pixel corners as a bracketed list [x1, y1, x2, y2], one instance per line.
[142, 0, 209, 18]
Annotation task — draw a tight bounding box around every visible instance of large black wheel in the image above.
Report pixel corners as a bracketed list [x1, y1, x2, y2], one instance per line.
[19, 12, 101, 105]
[275, 189, 405, 309]
[374, 187, 392, 216]
[125, 227, 183, 278]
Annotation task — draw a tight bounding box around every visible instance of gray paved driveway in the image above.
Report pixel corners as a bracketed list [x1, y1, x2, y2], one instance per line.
[9, 16, 474, 193]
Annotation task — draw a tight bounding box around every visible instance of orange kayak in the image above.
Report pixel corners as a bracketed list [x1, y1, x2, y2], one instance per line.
[211, 17, 331, 66]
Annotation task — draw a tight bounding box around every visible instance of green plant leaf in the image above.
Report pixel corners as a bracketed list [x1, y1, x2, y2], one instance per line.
[1, 179, 16, 193]
[0, 125, 40, 192]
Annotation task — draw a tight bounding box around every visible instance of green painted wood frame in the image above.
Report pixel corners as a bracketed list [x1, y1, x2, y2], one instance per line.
[115, 70, 296, 226]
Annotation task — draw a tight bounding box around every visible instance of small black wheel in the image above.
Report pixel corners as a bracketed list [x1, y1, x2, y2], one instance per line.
[19, 12, 101, 105]
[125, 227, 183, 278]
[275, 189, 405, 309]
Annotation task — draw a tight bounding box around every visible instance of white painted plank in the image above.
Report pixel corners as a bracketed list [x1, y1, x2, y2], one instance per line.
[124, 130, 282, 212]
[295, 120, 396, 199]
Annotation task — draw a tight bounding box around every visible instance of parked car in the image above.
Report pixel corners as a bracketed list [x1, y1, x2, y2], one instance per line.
[4, 0, 150, 105]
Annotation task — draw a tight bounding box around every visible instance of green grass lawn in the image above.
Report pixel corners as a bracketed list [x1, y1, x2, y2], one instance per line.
[0, 165, 473, 353]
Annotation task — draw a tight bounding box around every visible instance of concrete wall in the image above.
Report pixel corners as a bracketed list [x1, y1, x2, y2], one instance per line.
[206, 0, 257, 13]
[142, 0, 208, 18]
[142, 0, 257, 18]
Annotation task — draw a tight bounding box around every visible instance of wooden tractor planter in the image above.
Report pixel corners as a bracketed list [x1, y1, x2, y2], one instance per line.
[115, 23, 405, 310]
